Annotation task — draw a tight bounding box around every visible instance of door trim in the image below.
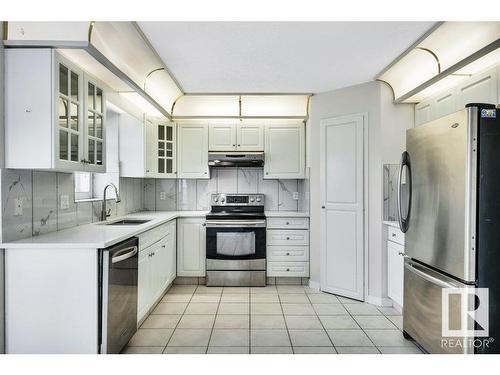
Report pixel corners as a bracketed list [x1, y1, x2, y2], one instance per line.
[319, 113, 368, 301]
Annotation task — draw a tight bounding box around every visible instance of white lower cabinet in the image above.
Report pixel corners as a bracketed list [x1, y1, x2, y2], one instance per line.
[266, 217, 310, 277]
[137, 220, 177, 322]
[387, 225, 405, 309]
[177, 218, 206, 277]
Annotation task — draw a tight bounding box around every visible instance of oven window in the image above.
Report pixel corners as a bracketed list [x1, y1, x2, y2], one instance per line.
[217, 232, 255, 256]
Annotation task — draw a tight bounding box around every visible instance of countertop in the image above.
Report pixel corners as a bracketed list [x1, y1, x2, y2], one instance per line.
[2, 210, 309, 249]
[1, 211, 208, 249]
[265, 211, 309, 217]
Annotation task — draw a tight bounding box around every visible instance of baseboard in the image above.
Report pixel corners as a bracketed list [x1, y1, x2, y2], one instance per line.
[308, 280, 320, 290]
[366, 295, 393, 307]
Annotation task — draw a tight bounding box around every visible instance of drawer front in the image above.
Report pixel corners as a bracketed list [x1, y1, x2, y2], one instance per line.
[138, 221, 173, 251]
[267, 261, 309, 277]
[267, 217, 309, 230]
[267, 229, 309, 246]
[388, 226, 405, 246]
[267, 246, 309, 262]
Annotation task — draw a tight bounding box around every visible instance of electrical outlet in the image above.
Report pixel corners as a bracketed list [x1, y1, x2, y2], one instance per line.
[160, 191, 166, 201]
[14, 197, 23, 216]
[292, 192, 299, 200]
[60, 194, 70, 210]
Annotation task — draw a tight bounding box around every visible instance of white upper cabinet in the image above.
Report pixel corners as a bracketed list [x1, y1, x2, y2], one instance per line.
[209, 123, 237, 151]
[5, 48, 106, 172]
[264, 122, 305, 179]
[457, 68, 498, 108]
[177, 123, 209, 179]
[120, 117, 176, 178]
[208, 123, 264, 151]
[237, 123, 264, 151]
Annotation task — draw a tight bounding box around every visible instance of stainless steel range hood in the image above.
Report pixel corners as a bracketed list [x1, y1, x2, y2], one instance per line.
[208, 152, 264, 168]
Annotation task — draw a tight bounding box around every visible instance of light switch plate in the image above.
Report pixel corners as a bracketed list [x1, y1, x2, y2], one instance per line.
[292, 192, 299, 200]
[160, 191, 166, 201]
[60, 194, 70, 210]
[14, 197, 23, 216]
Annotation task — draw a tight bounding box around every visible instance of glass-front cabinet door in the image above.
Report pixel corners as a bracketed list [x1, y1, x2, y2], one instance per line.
[146, 119, 176, 178]
[55, 55, 84, 170]
[84, 77, 106, 172]
[157, 122, 176, 177]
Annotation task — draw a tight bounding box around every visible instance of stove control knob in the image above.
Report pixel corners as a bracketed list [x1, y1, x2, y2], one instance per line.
[221, 198, 225, 203]
[250, 197, 255, 202]
[214, 197, 219, 202]
[256, 197, 262, 202]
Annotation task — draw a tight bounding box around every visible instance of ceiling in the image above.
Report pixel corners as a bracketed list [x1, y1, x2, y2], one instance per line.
[138, 22, 436, 94]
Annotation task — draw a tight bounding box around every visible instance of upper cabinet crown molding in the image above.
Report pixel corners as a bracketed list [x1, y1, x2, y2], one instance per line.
[5, 48, 106, 172]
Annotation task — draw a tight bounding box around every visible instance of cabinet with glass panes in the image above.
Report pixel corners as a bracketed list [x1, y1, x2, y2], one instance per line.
[145, 119, 177, 178]
[4, 49, 106, 172]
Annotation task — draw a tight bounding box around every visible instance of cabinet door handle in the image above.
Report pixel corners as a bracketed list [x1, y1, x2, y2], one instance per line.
[237, 144, 240, 147]
[162, 245, 166, 248]
[392, 233, 397, 237]
[286, 221, 290, 225]
[398, 252, 405, 256]
[321, 206, 325, 209]
[232, 144, 236, 147]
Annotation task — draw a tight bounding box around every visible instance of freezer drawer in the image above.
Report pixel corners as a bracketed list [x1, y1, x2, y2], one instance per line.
[403, 259, 474, 354]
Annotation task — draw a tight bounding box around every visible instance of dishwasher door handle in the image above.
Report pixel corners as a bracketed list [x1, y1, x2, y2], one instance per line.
[111, 246, 138, 264]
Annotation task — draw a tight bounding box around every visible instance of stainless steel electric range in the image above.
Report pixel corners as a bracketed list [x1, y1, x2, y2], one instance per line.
[206, 193, 266, 287]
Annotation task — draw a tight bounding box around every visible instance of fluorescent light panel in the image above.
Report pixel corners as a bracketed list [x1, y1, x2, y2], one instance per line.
[119, 92, 165, 117]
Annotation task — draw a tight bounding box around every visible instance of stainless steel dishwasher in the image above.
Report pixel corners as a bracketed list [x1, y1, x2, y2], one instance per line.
[99, 237, 139, 354]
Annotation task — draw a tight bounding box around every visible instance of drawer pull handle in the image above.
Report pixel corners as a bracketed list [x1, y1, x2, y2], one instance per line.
[392, 233, 396, 237]
[286, 268, 290, 272]
[286, 252, 290, 256]
[398, 252, 405, 256]
[286, 237, 290, 240]
[286, 221, 290, 225]
[162, 245, 166, 248]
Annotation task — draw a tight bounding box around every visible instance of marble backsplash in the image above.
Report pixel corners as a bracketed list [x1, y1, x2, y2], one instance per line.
[0, 169, 143, 243]
[1, 167, 308, 243]
[143, 168, 308, 212]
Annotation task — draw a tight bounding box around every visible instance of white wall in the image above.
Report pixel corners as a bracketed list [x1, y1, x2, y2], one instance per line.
[309, 81, 413, 304]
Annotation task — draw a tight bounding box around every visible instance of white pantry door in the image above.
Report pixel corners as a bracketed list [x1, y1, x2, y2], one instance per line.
[320, 114, 365, 300]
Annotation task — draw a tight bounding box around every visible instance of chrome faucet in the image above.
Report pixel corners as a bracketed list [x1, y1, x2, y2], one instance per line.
[101, 183, 121, 221]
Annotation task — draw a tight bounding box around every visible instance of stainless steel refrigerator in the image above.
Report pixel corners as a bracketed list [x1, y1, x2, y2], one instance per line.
[399, 103, 500, 354]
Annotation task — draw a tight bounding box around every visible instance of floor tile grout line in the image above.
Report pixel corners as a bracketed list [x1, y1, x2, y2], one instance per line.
[339, 300, 383, 354]
[162, 286, 197, 353]
[305, 289, 337, 353]
[278, 289, 295, 354]
[205, 287, 224, 354]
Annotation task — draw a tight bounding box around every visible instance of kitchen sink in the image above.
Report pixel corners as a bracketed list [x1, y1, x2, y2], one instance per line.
[104, 219, 151, 226]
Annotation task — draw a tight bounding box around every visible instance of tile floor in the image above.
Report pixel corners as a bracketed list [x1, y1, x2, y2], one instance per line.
[122, 285, 423, 354]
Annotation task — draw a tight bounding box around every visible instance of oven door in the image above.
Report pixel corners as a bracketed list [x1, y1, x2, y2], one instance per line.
[206, 220, 266, 261]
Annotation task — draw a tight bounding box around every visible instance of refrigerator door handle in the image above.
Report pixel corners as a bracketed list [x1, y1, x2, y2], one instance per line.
[397, 151, 412, 233]
[405, 261, 460, 289]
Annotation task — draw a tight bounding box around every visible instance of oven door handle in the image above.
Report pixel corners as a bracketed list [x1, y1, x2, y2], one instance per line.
[206, 220, 266, 228]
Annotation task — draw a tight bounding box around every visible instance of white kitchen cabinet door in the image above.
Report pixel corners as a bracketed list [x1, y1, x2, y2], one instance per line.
[166, 221, 177, 285]
[83, 74, 106, 173]
[177, 123, 209, 179]
[387, 241, 404, 308]
[137, 249, 152, 321]
[264, 123, 305, 179]
[144, 118, 156, 176]
[458, 68, 498, 109]
[209, 123, 237, 151]
[433, 89, 458, 120]
[177, 218, 206, 277]
[237, 123, 264, 151]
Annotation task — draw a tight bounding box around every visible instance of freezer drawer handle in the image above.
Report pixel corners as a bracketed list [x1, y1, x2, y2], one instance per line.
[405, 262, 458, 289]
[397, 151, 412, 233]
[111, 246, 138, 264]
